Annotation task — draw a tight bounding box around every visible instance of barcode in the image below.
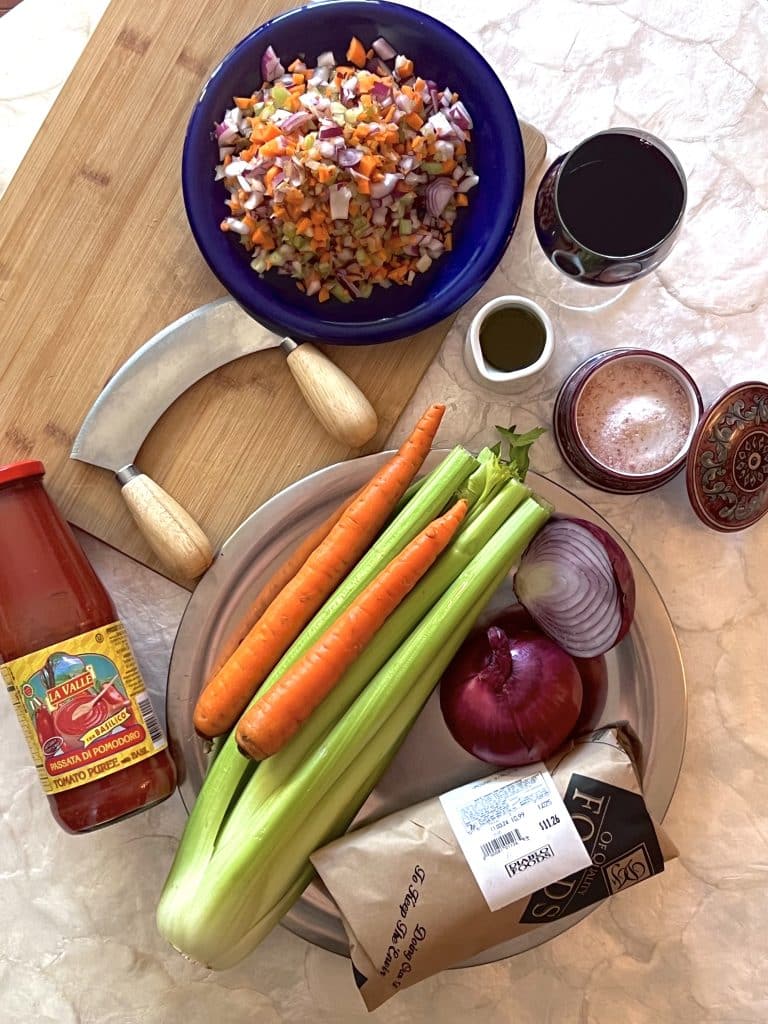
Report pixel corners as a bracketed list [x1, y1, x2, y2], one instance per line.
[136, 693, 164, 747]
[480, 829, 526, 859]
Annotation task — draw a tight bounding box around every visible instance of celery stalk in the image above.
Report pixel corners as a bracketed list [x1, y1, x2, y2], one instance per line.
[157, 495, 550, 967]
[158, 447, 477, 909]
[219, 483, 533, 836]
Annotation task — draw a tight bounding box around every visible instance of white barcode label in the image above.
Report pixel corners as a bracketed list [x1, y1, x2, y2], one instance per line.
[136, 692, 165, 749]
[480, 828, 527, 859]
[439, 764, 591, 911]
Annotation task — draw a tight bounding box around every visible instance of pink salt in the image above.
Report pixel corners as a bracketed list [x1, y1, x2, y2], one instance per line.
[576, 358, 692, 475]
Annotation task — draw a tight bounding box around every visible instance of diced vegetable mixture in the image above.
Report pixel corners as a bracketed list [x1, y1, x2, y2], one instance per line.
[214, 36, 479, 303]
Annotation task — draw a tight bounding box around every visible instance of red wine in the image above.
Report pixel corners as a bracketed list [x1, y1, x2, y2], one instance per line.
[557, 133, 685, 258]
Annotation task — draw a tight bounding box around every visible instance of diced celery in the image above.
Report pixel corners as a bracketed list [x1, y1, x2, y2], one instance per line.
[399, 218, 413, 235]
[421, 161, 444, 174]
[271, 85, 291, 109]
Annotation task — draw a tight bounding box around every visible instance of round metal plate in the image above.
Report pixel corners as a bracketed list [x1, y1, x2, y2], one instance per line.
[167, 452, 687, 964]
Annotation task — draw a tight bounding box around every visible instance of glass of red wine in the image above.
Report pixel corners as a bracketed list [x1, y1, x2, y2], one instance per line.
[529, 127, 687, 310]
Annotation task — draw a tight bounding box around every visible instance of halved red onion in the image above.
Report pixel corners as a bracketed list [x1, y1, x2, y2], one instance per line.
[370, 173, 400, 199]
[425, 177, 454, 217]
[513, 516, 636, 659]
[261, 45, 284, 83]
[372, 36, 397, 60]
[338, 147, 363, 167]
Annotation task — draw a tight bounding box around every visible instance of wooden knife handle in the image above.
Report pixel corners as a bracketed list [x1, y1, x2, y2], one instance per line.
[282, 340, 378, 448]
[117, 466, 213, 581]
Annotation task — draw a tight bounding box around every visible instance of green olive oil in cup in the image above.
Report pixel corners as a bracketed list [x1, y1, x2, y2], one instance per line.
[479, 306, 547, 372]
[464, 296, 554, 392]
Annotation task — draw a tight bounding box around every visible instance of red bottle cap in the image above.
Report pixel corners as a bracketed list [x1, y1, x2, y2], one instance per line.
[0, 460, 46, 487]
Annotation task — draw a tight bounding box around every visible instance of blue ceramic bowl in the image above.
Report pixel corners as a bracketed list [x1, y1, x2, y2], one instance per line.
[182, 0, 524, 344]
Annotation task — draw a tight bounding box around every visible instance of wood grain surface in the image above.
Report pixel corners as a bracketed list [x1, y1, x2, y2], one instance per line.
[0, 0, 453, 586]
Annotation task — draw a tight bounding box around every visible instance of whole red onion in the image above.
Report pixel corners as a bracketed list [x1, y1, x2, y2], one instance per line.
[440, 620, 583, 767]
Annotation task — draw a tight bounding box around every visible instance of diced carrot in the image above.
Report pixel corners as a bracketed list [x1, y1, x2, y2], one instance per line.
[405, 112, 423, 130]
[260, 138, 284, 158]
[318, 287, 330, 302]
[292, 73, 305, 85]
[355, 176, 371, 195]
[234, 97, 253, 110]
[347, 36, 367, 68]
[242, 213, 257, 233]
[442, 159, 457, 173]
[360, 94, 373, 109]
[455, 142, 467, 156]
[310, 209, 325, 225]
[296, 216, 312, 235]
[397, 58, 414, 78]
[383, 104, 395, 123]
[359, 154, 378, 177]
[455, 193, 469, 206]
[445, 232, 453, 251]
[264, 165, 281, 193]
[252, 227, 275, 250]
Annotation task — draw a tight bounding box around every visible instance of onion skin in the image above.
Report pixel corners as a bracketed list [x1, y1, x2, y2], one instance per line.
[439, 622, 583, 767]
[482, 604, 608, 735]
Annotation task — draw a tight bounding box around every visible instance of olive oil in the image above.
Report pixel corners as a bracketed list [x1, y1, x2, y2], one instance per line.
[479, 306, 546, 372]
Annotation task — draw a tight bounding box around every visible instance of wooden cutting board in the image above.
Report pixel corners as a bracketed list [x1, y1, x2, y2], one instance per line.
[0, 0, 543, 587]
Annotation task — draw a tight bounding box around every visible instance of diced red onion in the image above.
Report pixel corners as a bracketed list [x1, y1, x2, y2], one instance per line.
[317, 50, 336, 66]
[318, 120, 344, 140]
[415, 253, 433, 273]
[372, 36, 397, 60]
[370, 172, 400, 199]
[243, 192, 263, 210]
[319, 140, 337, 159]
[449, 100, 473, 130]
[429, 88, 441, 113]
[338, 147, 363, 167]
[372, 206, 388, 226]
[224, 217, 250, 235]
[308, 66, 331, 87]
[423, 177, 454, 217]
[366, 57, 392, 76]
[288, 159, 305, 186]
[337, 271, 361, 297]
[225, 159, 250, 177]
[371, 81, 391, 102]
[457, 173, 479, 193]
[218, 146, 235, 161]
[395, 93, 414, 112]
[399, 154, 416, 173]
[428, 111, 454, 137]
[261, 45, 284, 82]
[306, 278, 322, 297]
[280, 111, 311, 134]
[452, 164, 465, 180]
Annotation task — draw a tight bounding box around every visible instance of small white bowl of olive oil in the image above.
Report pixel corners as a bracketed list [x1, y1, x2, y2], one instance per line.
[464, 295, 554, 392]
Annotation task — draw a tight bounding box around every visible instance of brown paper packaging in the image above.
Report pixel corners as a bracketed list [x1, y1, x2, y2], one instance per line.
[311, 726, 678, 1011]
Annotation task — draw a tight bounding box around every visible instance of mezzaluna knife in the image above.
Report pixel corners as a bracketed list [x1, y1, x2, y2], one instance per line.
[70, 297, 378, 582]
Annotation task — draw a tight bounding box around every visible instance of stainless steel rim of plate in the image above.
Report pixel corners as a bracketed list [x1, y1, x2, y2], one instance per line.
[166, 451, 687, 965]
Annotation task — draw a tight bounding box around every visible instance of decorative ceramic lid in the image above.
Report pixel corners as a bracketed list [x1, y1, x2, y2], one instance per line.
[686, 381, 768, 532]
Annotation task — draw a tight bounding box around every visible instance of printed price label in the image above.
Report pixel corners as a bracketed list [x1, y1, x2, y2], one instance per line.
[439, 763, 592, 911]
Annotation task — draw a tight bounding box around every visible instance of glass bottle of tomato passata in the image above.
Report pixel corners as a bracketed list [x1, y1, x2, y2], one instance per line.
[0, 460, 176, 832]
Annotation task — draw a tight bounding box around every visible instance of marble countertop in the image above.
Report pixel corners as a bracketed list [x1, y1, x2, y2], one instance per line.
[1, 0, 767, 1021]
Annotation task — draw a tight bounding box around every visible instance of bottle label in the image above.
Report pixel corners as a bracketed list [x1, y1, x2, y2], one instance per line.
[1, 621, 168, 795]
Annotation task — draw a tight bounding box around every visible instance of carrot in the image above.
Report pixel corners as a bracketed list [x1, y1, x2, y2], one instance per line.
[358, 154, 378, 178]
[192, 404, 446, 738]
[236, 498, 468, 759]
[346, 36, 367, 68]
[405, 112, 423, 130]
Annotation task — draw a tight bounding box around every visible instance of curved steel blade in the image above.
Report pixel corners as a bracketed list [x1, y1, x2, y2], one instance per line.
[71, 298, 281, 472]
